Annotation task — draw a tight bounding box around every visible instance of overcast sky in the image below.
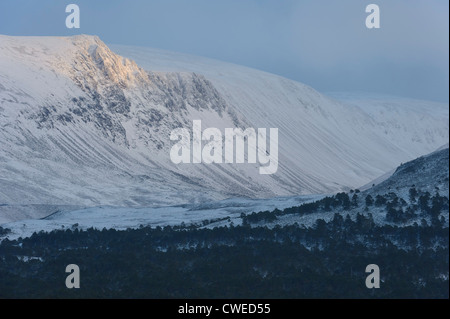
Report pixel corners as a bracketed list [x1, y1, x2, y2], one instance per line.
[0, 0, 448, 102]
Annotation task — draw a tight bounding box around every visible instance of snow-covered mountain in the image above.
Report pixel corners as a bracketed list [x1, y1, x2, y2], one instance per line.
[0, 35, 448, 211]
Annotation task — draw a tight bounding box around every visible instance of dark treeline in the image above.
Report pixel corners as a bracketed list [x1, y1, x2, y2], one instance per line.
[0, 208, 448, 298]
[242, 188, 448, 227]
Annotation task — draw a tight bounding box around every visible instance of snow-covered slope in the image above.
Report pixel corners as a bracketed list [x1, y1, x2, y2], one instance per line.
[0, 35, 249, 207]
[112, 44, 449, 189]
[329, 92, 449, 154]
[365, 147, 449, 199]
[0, 35, 448, 216]
[1, 148, 447, 241]
[264, 147, 449, 229]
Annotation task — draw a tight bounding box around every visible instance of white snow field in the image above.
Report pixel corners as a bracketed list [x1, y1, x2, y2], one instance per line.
[1, 147, 448, 241]
[0, 35, 448, 227]
[0, 195, 322, 241]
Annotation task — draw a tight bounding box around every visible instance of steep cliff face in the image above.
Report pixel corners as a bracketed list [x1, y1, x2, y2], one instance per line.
[0, 35, 246, 206]
[6, 35, 237, 148]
